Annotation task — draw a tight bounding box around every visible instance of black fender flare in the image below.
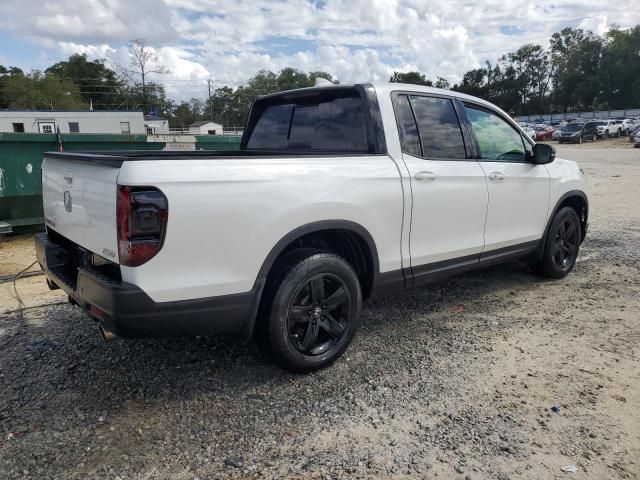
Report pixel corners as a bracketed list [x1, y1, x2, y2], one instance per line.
[242, 220, 381, 338]
[536, 189, 589, 258]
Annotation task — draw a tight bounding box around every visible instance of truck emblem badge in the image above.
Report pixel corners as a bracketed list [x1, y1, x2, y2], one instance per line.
[64, 191, 72, 212]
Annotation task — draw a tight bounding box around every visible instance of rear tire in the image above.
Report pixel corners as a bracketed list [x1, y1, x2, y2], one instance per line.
[533, 207, 581, 279]
[257, 249, 362, 372]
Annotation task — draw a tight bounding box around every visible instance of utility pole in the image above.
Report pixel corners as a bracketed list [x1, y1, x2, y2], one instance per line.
[208, 79, 214, 121]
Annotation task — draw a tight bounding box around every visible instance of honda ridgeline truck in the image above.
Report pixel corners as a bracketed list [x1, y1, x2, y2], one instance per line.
[36, 83, 589, 371]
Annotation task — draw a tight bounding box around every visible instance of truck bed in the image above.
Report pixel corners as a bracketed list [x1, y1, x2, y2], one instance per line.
[45, 149, 374, 167]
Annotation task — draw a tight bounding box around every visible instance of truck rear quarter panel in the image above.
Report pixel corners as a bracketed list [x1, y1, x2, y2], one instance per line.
[117, 156, 403, 303]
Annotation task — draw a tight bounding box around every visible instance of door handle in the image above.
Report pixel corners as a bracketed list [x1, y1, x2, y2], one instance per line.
[488, 172, 505, 182]
[415, 171, 438, 181]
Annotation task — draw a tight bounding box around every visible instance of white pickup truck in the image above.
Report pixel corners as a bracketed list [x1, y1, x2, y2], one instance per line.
[36, 83, 589, 371]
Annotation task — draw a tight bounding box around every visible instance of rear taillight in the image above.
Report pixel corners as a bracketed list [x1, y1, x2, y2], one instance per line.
[117, 186, 168, 267]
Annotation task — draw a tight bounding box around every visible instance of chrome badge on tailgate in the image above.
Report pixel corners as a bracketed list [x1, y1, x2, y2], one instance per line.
[63, 191, 72, 212]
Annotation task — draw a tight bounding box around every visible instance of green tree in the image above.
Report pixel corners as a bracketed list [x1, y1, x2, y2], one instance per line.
[598, 26, 640, 109]
[45, 53, 123, 109]
[550, 27, 603, 112]
[1, 71, 86, 109]
[389, 71, 433, 86]
[434, 77, 450, 89]
[501, 44, 552, 114]
[0, 65, 25, 108]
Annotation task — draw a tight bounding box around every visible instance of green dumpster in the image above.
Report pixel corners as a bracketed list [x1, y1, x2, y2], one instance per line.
[0, 133, 165, 232]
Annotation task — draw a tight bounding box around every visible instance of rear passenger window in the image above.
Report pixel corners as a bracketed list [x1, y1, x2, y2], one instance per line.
[393, 95, 421, 157]
[409, 96, 467, 159]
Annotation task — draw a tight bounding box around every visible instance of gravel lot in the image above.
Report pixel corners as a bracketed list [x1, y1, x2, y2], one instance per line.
[1, 139, 639, 479]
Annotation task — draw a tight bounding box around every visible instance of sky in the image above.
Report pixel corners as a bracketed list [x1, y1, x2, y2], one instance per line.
[0, 0, 638, 100]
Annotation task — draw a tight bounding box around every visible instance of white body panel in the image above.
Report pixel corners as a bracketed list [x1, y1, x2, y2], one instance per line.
[478, 161, 550, 250]
[546, 158, 589, 212]
[117, 156, 404, 302]
[401, 154, 488, 265]
[40, 83, 589, 306]
[42, 157, 119, 259]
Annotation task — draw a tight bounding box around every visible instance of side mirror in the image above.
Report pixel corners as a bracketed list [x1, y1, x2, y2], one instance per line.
[533, 143, 555, 164]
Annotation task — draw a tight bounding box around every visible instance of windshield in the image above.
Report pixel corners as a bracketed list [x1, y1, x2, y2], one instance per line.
[563, 124, 583, 132]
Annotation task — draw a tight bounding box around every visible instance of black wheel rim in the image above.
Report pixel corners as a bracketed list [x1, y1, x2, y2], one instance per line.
[551, 219, 579, 271]
[286, 273, 351, 356]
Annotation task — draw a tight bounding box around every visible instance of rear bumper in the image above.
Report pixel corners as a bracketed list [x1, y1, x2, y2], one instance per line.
[35, 232, 261, 338]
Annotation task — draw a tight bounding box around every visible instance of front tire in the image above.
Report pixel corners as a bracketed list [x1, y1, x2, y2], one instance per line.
[259, 250, 362, 372]
[534, 207, 581, 279]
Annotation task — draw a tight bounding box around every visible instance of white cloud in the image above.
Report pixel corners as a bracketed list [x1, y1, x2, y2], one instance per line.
[579, 14, 610, 36]
[0, 0, 639, 100]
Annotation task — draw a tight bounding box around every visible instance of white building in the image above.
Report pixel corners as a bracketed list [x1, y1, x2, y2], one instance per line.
[144, 115, 170, 134]
[0, 110, 146, 134]
[189, 120, 224, 135]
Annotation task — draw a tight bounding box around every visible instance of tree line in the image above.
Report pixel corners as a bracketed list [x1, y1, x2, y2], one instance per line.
[1, 25, 639, 128]
[451, 25, 640, 116]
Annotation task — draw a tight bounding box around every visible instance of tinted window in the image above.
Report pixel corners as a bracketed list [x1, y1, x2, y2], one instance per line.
[409, 96, 466, 159]
[392, 94, 421, 157]
[564, 124, 582, 132]
[68, 122, 80, 133]
[246, 92, 368, 152]
[465, 106, 525, 162]
[12, 123, 24, 133]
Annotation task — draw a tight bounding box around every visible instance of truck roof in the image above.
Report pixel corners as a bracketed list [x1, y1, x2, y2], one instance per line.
[260, 81, 513, 123]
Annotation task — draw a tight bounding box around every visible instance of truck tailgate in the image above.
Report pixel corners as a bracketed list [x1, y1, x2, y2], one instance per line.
[42, 155, 120, 261]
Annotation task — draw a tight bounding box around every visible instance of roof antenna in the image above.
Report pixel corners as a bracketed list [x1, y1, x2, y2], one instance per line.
[314, 77, 334, 87]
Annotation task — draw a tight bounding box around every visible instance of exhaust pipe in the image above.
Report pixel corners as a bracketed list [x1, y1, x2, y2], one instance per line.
[98, 325, 116, 342]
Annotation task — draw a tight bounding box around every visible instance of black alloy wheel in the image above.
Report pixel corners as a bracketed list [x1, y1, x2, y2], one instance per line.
[534, 207, 582, 279]
[287, 273, 351, 356]
[551, 217, 579, 272]
[258, 249, 362, 372]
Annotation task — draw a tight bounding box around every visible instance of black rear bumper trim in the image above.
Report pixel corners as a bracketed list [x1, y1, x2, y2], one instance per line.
[35, 232, 260, 338]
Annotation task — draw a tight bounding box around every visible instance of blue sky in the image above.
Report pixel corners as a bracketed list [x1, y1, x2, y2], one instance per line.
[0, 0, 638, 100]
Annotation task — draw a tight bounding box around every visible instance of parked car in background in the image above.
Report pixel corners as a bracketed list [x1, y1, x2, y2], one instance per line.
[634, 130, 640, 148]
[619, 119, 636, 135]
[558, 121, 599, 144]
[610, 120, 625, 137]
[596, 120, 618, 138]
[534, 124, 554, 141]
[629, 125, 640, 143]
[520, 124, 536, 140]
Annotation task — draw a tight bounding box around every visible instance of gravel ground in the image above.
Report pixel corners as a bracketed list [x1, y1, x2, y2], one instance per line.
[0, 140, 639, 479]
